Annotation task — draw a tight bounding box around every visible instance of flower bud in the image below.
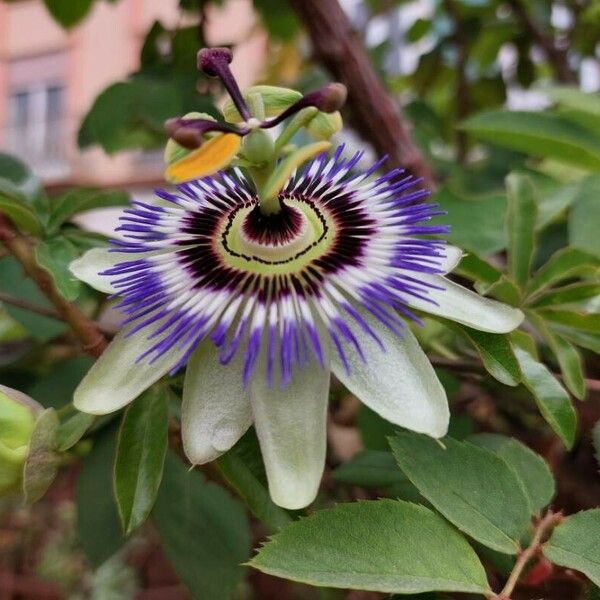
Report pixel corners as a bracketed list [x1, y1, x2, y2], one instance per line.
[306, 111, 343, 141]
[0, 385, 40, 495]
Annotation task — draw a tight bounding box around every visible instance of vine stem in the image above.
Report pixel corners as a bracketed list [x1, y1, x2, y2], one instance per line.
[490, 510, 563, 600]
[0, 215, 108, 357]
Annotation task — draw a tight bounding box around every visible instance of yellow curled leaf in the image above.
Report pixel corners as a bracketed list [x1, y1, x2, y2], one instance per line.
[165, 133, 241, 184]
[262, 141, 331, 201]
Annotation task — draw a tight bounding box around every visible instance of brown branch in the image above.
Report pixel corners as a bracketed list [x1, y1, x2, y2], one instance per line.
[491, 510, 563, 600]
[0, 215, 108, 357]
[505, 0, 576, 84]
[289, 0, 436, 189]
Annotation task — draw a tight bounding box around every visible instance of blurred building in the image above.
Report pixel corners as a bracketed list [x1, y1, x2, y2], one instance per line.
[0, 0, 266, 191]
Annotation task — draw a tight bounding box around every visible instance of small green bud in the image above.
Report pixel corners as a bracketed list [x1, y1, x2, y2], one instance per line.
[0, 385, 40, 495]
[242, 129, 275, 165]
[306, 111, 343, 141]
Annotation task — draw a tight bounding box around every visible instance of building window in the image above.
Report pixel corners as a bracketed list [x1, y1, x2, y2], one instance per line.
[6, 83, 69, 179]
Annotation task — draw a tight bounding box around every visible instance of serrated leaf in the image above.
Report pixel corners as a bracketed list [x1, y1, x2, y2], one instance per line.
[76, 425, 125, 567]
[47, 188, 129, 234]
[56, 411, 95, 451]
[114, 388, 168, 535]
[513, 346, 577, 449]
[249, 500, 491, 595]
[43, 0, 95, 28]
[22, 408, 59, 503]
[36, 237, 81, 301]
[528, 311, 586, 400]
[453, 324, 521, 386]
[469, 434, 555, 515]
[153, 452, 251, 600]
[527, 248, 598, 296]
[569, 175, 600, 259]
[543, 510, 600, 587]
[389, 432, 531, 554]
[461, 111, 600, 170]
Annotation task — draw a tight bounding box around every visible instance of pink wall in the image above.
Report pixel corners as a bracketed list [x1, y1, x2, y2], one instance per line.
[0, 0, 267, 187]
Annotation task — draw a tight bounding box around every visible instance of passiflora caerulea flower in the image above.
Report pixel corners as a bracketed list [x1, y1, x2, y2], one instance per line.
[70, 48, 523, 509]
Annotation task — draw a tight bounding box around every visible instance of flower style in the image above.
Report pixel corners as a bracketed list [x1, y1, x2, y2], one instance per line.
[70, 48, 524, 509]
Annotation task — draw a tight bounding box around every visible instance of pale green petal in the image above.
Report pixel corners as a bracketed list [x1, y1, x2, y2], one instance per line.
[332, 312, 448, 438]
[441, 245, 464, 274]
[250, 356, 330, 510]
[407, 274, 524, 333]
[69, 248, 118, 294]
[74, 328, 179, 414]
[182, 341, 252, 465]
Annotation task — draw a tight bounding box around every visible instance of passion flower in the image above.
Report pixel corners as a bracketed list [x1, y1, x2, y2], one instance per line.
[70, 48, 523, 509]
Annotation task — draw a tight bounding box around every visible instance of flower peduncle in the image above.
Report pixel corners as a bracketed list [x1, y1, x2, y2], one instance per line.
[197, 47, 251, 121]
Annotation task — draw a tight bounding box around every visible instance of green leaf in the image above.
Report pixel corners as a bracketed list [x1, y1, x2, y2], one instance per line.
[333, 450, 406, 488]
[528, 311, 586, 400]
[252, 0, 299, 40]
[78, 79, 181, 153]
[56, 411, 95, 451]
[22, 408, 59, 504]
[569, 175, 600, 258]
[250, 499, 490, 594]
[217, 450, 292, 533]
[453, 324, 521, 386]
[77, 425, 125, 567]
[36, 237, 81, 301]
[478, 276, 522, 305]
[43, 0, 95, 28]
[506, 173, 537, 289]
[544, 510, 600, 587]
[432, 187, 507, 256]
[527, 248, 598, 296]
[468, 434, 555, 515]
[513, 347, 577, 449]
[454, 252, 502, 285]
[47, 188, 129, 234]
[548, 87, 600, 119]
[537, 181, 581, 230]
[114, 388, 168, 535]
[0, 153, 45, 203]
[0, 179, 42, 235]
[539, 309, 600, 333]
[461, 111, 600, 170]
[552, 326, 600, 354]
[389, 432, 531, 554]
[531, 283, 600, 309]
[153, 452, 250, 600]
